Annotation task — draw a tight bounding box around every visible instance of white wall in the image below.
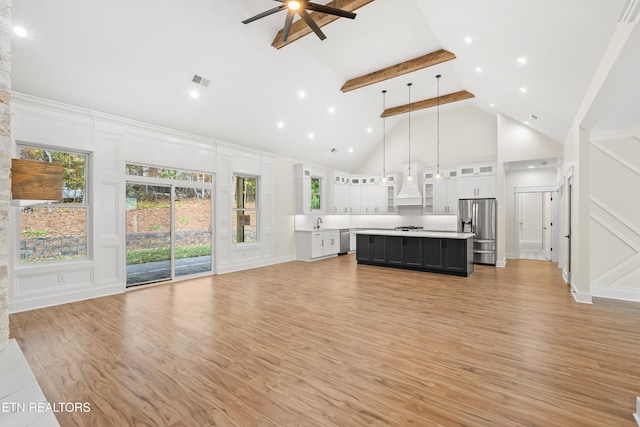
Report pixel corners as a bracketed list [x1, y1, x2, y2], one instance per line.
[9, 93, 287, 312]
[563, 23, 635, 303]
[0, 0, 10, 343]
[589, 128, 640, 301]
[353, 106, 497, 175]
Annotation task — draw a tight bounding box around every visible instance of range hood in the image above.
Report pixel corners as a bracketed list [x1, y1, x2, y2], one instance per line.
[395, 161, 423, 206]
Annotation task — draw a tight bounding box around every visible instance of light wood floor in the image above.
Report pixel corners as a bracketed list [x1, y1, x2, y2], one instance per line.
[10, 255, 640, 426]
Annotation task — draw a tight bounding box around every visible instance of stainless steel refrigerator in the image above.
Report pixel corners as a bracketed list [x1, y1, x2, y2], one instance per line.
[458, 198, 497, 265]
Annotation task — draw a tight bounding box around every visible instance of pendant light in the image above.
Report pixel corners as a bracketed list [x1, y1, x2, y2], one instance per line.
[435, 74, 442, 180]
[406, 82, 413, 182]
[381, 90, 387, 183]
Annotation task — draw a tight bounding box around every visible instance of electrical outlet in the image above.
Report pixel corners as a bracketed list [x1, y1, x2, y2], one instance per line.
[57, 273, 66, 283]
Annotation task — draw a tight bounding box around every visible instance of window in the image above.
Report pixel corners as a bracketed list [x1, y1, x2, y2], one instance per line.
[311, 177, 321, 210]
[18, 146, 88, 263]
[126, 164, 212, 183]
[233, 175, 258, 244]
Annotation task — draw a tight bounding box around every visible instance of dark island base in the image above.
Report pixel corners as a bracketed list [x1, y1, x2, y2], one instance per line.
[356, 234, 474, 277]
[357, 259, 472, 277]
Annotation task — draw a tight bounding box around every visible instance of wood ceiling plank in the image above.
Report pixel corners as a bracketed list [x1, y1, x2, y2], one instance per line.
[380, 90, 475, 118]
[341, 49, 456, 92]
[271, 0, 374, 49]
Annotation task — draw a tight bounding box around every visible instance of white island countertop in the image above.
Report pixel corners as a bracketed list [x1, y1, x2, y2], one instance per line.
[355, 229, 475, 239]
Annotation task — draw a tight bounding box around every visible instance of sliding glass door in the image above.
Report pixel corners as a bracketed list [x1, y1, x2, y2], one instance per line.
[126, 183, 172, 285]
[126, 180, 213, 287]
[174, 187, 212, 278]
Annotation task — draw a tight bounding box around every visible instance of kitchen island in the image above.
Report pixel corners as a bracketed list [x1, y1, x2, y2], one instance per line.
[355, 230, 475, 277]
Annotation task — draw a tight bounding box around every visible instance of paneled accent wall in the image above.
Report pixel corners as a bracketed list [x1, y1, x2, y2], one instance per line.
[0, 0, 11, 342]
[9, 93, 278, 312]
[590, 129, 640, 300]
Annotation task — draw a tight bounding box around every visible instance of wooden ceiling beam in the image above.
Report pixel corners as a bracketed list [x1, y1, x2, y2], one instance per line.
[271, 0, 374, 49]
[380, 90, 475, 118]
[341, 49, 456, 93]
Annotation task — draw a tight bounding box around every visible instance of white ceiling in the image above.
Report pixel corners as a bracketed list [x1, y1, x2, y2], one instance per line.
[10, 0, 629, 172]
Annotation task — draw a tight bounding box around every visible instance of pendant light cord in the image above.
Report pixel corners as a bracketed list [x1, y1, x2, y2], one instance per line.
[407, 83, 412, 179]
[382, 90, 387, 180]
[436, 74, 441, 177]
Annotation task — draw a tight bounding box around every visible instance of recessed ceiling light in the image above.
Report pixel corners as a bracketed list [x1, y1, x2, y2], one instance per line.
[328, 106, 335, 114]
[524, 121, 530, 126]
[528, 165, 535, 169]
[299, 91, 306, 99]
[489, 103, 496, 108]
[190, 90, 199, 99]
[308, 133, 314, 139]
[277, 121, 284, 128]
[520, 87, 528, 93]
[475, 67, 482, 73]
[13, 26, 28, 38]
[464, 36, 473, 44]
[348, 148, 354, 153]
[517, 57, 527, 64]
[367, 127, 372, 133]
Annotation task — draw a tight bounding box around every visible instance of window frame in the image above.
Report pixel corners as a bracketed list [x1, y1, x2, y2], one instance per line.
[232, 174, 259, 245]
[311, 176, 321, 211]
[15, 144, 91, 265]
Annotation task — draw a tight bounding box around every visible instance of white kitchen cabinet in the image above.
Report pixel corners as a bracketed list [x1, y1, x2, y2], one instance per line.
[458, 175, 496, 198]
[383, 173, 400, 214]
[295, 230, 340, 261]
[294, 164, 312, 214]
[350, 177, 362, 214]
[332, 173, 350, 215]
[361, 176, 385, 214]
[423, 168, 458, 214]
[350, 230, 356, 251]
[323, 230, 340, 256]
[456, 161, 496, 199]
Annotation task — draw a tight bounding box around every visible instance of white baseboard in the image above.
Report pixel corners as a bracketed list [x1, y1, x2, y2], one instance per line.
[570, 282, 593, 304]
[591, 286, 640, 303]
[217, 255, 296, 274]
[634, 396, 640, 427]
[496, 258, 507, 268]
[9, 283, 124, 314]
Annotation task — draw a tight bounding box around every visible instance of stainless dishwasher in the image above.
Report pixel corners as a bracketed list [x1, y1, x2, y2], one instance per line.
[339, 229, 350, 255]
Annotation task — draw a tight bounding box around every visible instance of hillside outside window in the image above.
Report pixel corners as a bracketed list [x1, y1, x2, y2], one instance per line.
[233, 175, 258, 244]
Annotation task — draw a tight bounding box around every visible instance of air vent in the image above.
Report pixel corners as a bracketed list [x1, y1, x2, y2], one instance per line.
[192, 74, 210, 87]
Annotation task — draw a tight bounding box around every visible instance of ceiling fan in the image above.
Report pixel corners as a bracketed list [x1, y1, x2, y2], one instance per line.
[242, 0, 357, 42]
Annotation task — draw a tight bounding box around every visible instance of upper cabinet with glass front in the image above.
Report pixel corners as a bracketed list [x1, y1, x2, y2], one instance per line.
[457, 161, 496, 199]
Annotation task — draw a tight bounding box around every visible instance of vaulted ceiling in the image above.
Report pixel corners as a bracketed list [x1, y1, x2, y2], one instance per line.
[10, 0, 631, 172]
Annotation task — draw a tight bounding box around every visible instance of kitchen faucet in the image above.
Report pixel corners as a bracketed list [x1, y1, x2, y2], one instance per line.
[315, 217, 323, 230]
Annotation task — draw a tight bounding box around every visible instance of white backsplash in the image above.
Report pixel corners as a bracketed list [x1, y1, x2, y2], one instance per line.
[294, 214, 458, 231]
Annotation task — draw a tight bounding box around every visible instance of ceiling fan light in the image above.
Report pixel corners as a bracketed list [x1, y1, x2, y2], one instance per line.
[288, 1, 302, 11]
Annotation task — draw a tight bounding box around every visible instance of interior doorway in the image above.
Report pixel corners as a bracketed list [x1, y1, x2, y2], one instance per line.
[515, 189, 555, 261]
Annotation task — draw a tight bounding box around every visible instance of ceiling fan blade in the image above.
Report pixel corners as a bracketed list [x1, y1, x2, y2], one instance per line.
[306, 3, 357, 19]
[282, 9, 295, 42]
[299, 9, 326, 40]
[242, 5, 286, 24]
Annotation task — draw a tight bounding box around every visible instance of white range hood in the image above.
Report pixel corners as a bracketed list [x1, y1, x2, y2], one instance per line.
[395, 161, 423, 206]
